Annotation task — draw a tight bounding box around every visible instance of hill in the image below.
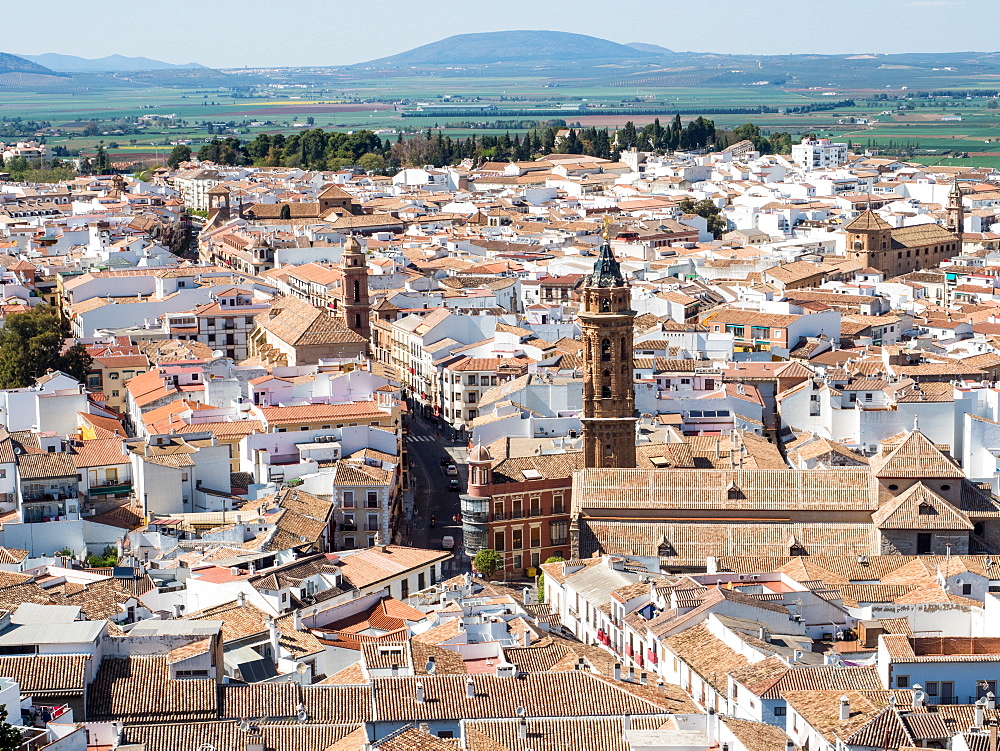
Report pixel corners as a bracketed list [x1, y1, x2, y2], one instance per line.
[19, 53, 205, 72]
[626, 42, 675, 54]
[0, 51, 55, 76]
[359, 30, 657, 67]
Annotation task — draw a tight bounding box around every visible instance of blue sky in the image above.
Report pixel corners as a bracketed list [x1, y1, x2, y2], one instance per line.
[16, 0, 991, 68]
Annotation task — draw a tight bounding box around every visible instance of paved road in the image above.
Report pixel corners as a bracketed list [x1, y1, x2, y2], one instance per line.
[401, 415, 471, 577]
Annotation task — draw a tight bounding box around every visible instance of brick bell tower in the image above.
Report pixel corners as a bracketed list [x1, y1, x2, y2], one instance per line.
[340, 234, 371, 341]
[581, 217, 636, 469]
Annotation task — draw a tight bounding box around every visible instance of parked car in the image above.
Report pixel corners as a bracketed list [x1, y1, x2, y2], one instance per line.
[439, 456, 452, 466]
[448, 478, 461, 492]
[441, 535, 455, 550]
[445, 464, 459, 476]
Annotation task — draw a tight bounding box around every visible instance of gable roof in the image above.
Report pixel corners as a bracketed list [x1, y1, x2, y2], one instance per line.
[872, 483, 973, 531]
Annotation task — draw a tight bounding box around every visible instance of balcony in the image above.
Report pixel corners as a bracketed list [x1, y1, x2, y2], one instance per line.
[339, 524, 357, 532]
[88, 481, 133, 497]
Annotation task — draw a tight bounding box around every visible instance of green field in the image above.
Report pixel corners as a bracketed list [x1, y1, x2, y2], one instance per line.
[2, 72, 999, 169]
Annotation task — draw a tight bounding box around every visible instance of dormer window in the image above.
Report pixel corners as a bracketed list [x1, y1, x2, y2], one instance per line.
[727, 485, 743, 500]
[918, 502, 936, 516]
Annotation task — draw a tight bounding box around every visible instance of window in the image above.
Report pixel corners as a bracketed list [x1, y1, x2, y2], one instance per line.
[774, 706, 786, 717]
[925, 681, 938, 697]
[512, 528, 524, 550]
[367, 491, 378, 508]
[111, 390, 119, 397]
[493, 531, 504, 551]
[367, 514, 378, 531]
[530, 527, 540, 548]
[896, 675, 909, 688]
[344, 536, 355, 548]
[205, 318, 215, 327]
[343, 491, 355, 508]
[109, 372, 120, 380]
[940, 484, 951, 491]
[864, 393, 873, 402]
[963, 583, 972, 595]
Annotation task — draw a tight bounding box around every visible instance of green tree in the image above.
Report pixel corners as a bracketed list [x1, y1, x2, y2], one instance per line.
[279, 204, 291, 220]
[166, 144, 192, 169]
[0, 706, 23, 751]
[0, 306, 92, 389]
[679, 197, 727, 239]
[472, 548, 503, 579]
[93, 145, 110, 174]
[357, 152, 386, 173]
[86, 545, 118, 568]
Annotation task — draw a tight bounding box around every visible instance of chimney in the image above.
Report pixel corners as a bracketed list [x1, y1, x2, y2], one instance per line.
[793, 649, 804, 663]
[628, 666, 635, 682]
[987, 691, 997, 711]
[640, 672, 648, 686]
[293, 610, 302, 631]
[523, 587, 531, 606]
[268, 618, 280, 663]
[522, 629, 532, 648]
[518, 717, 527, 740]
[576, 657, 586, 672]
[614, 663, 622, 681]
[975, 699, 986, 729]
[390, 663, 399, 678]
[465, 677, 475, 699]
[758, 626, 769, 643]
[418, 722, 430, 734]
[415, 682, 425, 703]
[237, 591, 246, 607]
[839, 695, 851, 721]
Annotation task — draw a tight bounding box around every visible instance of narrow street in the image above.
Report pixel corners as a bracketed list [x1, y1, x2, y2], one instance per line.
[401, 414, 471, 577]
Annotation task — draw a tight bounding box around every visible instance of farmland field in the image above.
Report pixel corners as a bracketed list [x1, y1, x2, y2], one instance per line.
[2, 68, 998, 169]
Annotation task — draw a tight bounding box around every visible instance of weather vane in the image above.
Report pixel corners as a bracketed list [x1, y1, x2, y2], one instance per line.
[602, 214, 613, 241]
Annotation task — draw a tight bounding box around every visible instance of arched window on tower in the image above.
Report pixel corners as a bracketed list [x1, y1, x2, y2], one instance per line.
[620, 337, 627, 359]
[601, 298, 611, 313]
[601, 369, 612, 398]
[601, 339, 611, 361]
[353, 279, 360, 303]
[604, 444, 613, 458]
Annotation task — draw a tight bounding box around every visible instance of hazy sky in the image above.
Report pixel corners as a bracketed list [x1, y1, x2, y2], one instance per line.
[16, 0, 992, 68]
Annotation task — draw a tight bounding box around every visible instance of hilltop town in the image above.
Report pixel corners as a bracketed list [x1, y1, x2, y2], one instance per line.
[0, 134, 998, 750]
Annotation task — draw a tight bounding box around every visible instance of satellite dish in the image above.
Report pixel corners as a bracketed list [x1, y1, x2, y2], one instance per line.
[212, 350, 224, 358]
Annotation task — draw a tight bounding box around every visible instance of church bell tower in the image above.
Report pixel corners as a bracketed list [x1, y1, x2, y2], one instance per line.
[947, 179, 965, 245]
[341, 234, 371, 341]
[581, 218, 636, 469]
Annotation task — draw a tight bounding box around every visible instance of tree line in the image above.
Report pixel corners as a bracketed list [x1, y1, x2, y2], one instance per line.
[165, 114, 799, 173]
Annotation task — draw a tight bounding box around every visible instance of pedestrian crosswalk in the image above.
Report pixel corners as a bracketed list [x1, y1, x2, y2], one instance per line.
[405, 435, 437, 442]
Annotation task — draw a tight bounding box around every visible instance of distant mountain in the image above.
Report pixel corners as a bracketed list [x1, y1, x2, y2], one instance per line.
[0, 52, 55, 76]
[359, 30, 658, 67]
[626, 42, 675, 54]
[19, 53, 205, 72]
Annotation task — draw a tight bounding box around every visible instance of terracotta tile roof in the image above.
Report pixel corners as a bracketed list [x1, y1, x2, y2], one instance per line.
[17, 451, 77, 479]
[872, 483, 973, 531]
[119, 721, 360, 751]
[663, 622, 749, 691]
[71, 437, 129, 468]
[261, 401, 387, 426]
[870, 431, 961, 478]
[0, 654, 90, 695]
[730, 655, 881, 699]
[337, 547, 451, 590]
[254, 295, 366, 347]
[87, 655, 218, 722]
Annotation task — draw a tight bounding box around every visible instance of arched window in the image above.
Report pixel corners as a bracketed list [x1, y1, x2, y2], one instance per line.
[601, 339, 611, 361]
[601, 385, 612, 398]
[604, 444, 613, 458]
[353, 279, 361, 303]
[621, 337, 627, 358]
[354, 314, 362, 329]
[601, 298, 611, 313]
